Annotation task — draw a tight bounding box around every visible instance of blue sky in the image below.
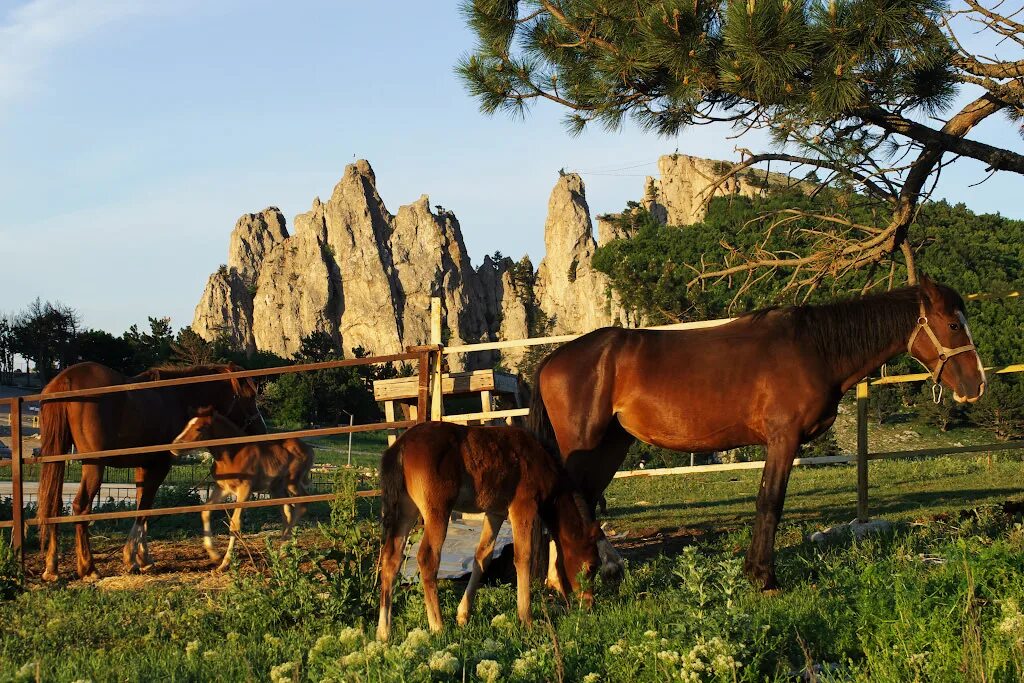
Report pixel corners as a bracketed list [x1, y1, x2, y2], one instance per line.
[1, 0, 1021, 335]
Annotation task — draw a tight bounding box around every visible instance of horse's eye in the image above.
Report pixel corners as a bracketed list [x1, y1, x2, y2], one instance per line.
[949, 322, 961, 331]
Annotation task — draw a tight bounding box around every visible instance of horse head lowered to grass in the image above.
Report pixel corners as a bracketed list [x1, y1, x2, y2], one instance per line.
[376, 421, 601, 641]
[529, 274, 985, 590]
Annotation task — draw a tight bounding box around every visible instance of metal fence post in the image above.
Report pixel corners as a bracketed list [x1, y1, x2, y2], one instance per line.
[10, 397, 24, 568]
[856, 381, 870, 523]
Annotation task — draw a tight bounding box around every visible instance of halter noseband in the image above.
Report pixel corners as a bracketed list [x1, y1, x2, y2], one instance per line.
[907, 301, 976, 383]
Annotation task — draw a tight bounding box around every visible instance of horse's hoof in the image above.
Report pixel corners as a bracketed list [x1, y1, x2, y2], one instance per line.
[81, 571, 102, 583]
[41, 570, 59, 583]
[139, 563, 156, 574]
[206, 551, 224, 563]
[456, 610, 470, 626]
[215, 562, 231, 573]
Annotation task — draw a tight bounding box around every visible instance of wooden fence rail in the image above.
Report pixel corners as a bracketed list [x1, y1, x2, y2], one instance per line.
[3, 295, 1023, 575]
[2, 347, 435, 569]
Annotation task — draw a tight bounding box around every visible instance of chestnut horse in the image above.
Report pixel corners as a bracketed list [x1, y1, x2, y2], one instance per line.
[171, 407, 314, 570]
[37, 361, 264, 581]
[376, 422, 600, 641]
[529, 275, 986, 589]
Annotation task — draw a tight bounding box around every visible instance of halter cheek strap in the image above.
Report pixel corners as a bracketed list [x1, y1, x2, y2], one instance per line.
[906, 301, 976, 383]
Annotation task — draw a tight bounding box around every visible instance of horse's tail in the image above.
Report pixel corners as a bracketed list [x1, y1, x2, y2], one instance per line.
[37, 386, 72, 547]
[526, 355, 560, 461]
[379, 441, 406, 542]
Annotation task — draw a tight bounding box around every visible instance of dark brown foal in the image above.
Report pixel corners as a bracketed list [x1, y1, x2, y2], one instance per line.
[376, 422, 600, 641]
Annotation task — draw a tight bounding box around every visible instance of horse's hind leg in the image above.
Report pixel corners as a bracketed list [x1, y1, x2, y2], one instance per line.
[457, 512, 505, 626]
[74, 464, 105, 581]
[376, 495, 419, 642]
[417, 509, 450, 633]
[508, 502, 539, 626]
[281, 480, 307, 539]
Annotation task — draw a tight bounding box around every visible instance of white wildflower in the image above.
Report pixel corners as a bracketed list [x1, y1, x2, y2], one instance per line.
[340, 651, 366, 668]
[644, 630, 658, 639]
[185, 640, 200, 658]
[479, 637, 502, 657]
[476, 659, 501, 682]
[582, 674, 601, 683]
[608, 643, 624, 656]
[491, 613, 511, 629]
[656, 650, 680, 665]
[428, 650, 459, 675]
[363, 640, 387, 659]
[13, 662, 35, 683]
[337, 626, 363, 650]
[263, 633, 283, 648]
[269, 661, 297, 683]
[202, 650, 218, 660]
[401, 627, 431, 654]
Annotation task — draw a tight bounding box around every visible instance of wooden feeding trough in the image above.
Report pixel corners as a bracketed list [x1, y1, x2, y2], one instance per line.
[373, 368, 522, 445]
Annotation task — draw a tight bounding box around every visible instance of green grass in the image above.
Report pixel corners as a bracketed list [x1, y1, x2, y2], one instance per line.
[0, 456, 1023, 681]
[4, 481, 1024, 681]
[604, 453, 1024, 536]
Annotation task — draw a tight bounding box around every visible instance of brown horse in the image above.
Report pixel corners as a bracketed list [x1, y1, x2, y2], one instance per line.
[376, 421, 601, 641]
[529, 275, 986, 589]
[171, 407, 314, 570]
[37, 361, 264, 581]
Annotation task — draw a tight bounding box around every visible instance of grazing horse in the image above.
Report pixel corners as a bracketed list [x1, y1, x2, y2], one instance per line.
[171, 407, 314, 570]
[376, 422, 601, 641]
[37, 362, 264, 581]
[529, 275, 986, 590]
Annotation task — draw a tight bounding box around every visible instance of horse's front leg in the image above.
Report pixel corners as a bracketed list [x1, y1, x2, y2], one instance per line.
[125, 460, 170, 574]
[457, 512, 505, 626]
[202, 487, 226, 563]
[218, 483, 250, 572]
[744, 435, 800, 590]
[508, 503, 538, 626]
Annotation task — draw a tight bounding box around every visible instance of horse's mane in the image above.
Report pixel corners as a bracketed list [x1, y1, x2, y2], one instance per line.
[743, 286, 927, 364]
[131, 364, 235, 382]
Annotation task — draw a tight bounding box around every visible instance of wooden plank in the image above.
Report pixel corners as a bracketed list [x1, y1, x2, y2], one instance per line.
[442, 408, 529, 423]
[612, 454, 853, 479]
[442, 318, 736, 355]
[29, 490, 382, 526]
[385, 401, 397, 446]
[22, 351, 422, 403]
[31, 420, 416, 464]
[856, 381, 869, 522]
[9, 397, 23, 565]
[374, 370, 507, 401]
[430, 298, 443, 421]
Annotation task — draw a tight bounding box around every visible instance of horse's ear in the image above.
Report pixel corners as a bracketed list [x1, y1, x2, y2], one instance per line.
[918, 272, 941, 307]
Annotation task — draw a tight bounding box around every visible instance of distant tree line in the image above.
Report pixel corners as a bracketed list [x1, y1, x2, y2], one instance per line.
[593, 190, 1024, 441]
[0, 304, 397, 429]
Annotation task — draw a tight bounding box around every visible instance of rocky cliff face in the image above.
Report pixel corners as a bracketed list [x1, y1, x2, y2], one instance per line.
[535, 174, 619, 334]
[643, 154, 796, 226]
[193, 160, 495, 366]
[193, 154, 757, 369]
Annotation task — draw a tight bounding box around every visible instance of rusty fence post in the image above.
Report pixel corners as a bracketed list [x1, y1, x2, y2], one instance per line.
[10, 397, 24, 568]
[856, 381, 870, 523]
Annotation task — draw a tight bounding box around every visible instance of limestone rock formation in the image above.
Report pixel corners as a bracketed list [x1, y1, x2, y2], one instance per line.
[192, 267, 256, 355]
[390, 196, 491, 354]
[321, 160, 404, 356]
[644, 154, 795, 226]
[251, 231, 339, 358]
[535, 174, 617, 334]
[478, 254, 532, 369]
[227, 208, 289, 288]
